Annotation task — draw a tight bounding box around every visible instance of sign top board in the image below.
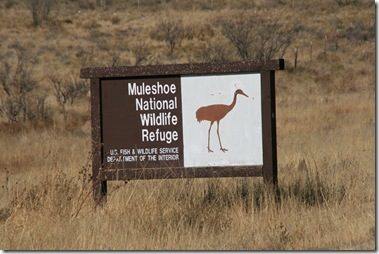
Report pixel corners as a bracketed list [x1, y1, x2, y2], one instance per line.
[80, 59, 284, 79]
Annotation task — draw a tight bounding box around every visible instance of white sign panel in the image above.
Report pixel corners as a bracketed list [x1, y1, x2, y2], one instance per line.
[181, 73, 263, 167]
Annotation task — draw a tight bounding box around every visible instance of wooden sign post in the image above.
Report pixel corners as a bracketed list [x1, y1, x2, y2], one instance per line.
[80, 59, 284, 204]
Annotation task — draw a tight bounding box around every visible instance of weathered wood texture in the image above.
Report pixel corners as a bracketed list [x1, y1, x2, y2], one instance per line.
[101, 166, 263, 181]
[90, 78, 107, 203]
[261, 71, 278, 185]
[81, 59, 284, 79]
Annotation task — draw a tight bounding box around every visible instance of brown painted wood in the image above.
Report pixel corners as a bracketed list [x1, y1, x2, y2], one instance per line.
[101, 166, 262, 181]
[261, 71, 278, 185]
[80, 59, 284, 79]
[90, 78, 107, 204]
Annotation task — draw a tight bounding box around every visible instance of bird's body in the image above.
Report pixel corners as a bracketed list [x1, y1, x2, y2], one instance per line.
[196, 104, 231, 123]
[196, 89, 248, 152]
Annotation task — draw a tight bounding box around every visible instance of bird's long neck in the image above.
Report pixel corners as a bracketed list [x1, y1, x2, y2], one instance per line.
[228, 93, 238, 112]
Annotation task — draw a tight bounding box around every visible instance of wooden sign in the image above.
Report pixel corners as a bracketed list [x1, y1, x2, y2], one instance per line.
[80, 59, 284, 203]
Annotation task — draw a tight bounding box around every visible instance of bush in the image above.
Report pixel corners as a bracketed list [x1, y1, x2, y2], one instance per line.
[4, 0, 16, 9]
[130, 42, 151, 66]
[48, 74, 89, 114]
[343, 22, 375, 42]
[152, 17, 186, 55]
[334, 0, 357, 6]
[184, 23, 215, 41]
[111, 15, 120, 25]
[219, 14, 254, 60]
[96, 0, 113, 8]
[0, 43, 50, 122]
[108, 51, 121, 67]
[219, 14, 298, 61]
[197, 38, 236, 63]
[0, 94, 49, 123]
[27, 0, 55, 27]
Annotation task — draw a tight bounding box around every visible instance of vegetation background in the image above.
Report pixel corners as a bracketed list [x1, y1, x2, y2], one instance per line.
[0, 0, 375, 250]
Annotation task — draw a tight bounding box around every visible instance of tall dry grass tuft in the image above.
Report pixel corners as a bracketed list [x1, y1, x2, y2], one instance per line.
[0, 151, 373, 249]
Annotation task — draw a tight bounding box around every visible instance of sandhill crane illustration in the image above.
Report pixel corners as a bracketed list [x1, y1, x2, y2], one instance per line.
[196, 89, 248, 152]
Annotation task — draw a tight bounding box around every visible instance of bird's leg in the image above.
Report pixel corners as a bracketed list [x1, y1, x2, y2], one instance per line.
[207, 122, 214, 152]
[217, 121, 228, 152]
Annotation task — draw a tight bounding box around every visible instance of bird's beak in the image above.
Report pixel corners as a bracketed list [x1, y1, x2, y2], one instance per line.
[241, 91, 249, 98]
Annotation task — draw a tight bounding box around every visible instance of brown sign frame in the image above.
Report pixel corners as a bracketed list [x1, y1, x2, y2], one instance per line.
[80, 59, 284, 203]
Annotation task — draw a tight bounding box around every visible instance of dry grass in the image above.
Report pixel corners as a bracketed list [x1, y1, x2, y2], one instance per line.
[0, 0, 375, 250]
